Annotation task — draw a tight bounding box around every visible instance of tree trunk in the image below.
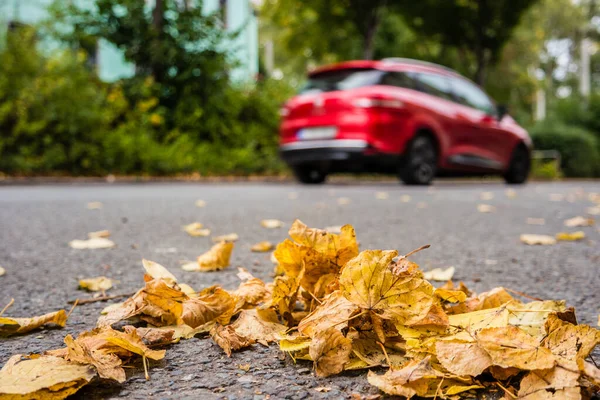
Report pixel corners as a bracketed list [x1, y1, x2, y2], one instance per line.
[362, 1, 386, 60]
[473, 0, 486, 86]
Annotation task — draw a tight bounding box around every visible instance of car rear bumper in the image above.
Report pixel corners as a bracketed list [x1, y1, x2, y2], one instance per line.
[279, 139, 398, 173]
[280, 139, 369, 164]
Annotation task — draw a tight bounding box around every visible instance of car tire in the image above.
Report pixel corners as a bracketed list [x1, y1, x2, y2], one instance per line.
[504, 145, 530, 184]
[399, 135, 437, 185]
[292, 165, 327, 184]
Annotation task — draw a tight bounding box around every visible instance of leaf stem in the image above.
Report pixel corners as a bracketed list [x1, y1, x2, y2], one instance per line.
[0, 298, 14, 317]
[404, 244, 431, 258]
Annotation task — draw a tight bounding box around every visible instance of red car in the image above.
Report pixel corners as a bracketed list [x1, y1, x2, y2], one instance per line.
[279, 58, 532, 185]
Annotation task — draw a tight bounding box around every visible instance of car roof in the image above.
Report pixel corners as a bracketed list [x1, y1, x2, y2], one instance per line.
[308, 58, 462, 79]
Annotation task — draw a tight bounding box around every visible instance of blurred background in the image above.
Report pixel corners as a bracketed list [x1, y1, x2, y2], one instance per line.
[0, 0, 599, 179]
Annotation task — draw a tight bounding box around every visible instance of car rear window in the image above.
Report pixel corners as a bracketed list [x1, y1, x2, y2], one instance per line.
[300, 69, 385, 94]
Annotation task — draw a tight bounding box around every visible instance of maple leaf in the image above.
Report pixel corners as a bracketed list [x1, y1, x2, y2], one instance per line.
[0, 309, 68, 337]
[79, 276, 114, 292]
[475, 325, 555, 370]
[309, 327, 353, 377]
[210, 324, 254, 357]
[339, 250, 443, 328]
[0, 355, 96, 399]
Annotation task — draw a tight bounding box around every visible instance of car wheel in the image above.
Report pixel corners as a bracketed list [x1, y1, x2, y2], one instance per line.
[399, 135, 437, 185]
[504, 145, 530, 184]
[292, 165, 327, 184]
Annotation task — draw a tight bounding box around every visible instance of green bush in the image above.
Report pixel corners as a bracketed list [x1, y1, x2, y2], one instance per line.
[530, 159, 562, 180]
[529, 120, 600, 177]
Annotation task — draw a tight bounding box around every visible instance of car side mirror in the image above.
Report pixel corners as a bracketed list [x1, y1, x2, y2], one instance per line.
[497, 104, 508, 121]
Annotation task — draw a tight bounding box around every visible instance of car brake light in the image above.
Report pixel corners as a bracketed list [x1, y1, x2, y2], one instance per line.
[353, 97, 404, 109]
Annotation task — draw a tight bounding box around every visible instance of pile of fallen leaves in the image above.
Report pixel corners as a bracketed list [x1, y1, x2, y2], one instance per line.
[1, 220, 599, 399]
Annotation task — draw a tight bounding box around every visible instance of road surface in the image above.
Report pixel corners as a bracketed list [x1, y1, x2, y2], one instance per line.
[0, 181, 599, 399]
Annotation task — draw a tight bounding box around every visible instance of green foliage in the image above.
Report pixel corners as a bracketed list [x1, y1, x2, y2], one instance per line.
[529, 120, 600, 177]
[530, 159, 562, 180]
[0, 26, 288, 176]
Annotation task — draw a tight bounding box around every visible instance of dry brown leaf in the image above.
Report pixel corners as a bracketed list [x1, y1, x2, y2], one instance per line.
[423, 266, 455, 281]
[309, 327, 352, 377]
[79, 276, 114, 292]
[555, 231, 586, 241]
[181, 286, 235, 328]
[231, 309, 286, 344]
[527, 218, 546, 225]
[475, 325, 555, 370]
[477, 204, 496, 213]
[232, 272, 269, 312]
[86, 201, 103, 209]
[251, 241, 274, 252]
[351, 338, 408, 368]
[212, 233, 239, 242]
[69, 237, 115, 249]
[435, 340, 492, 376]
[183, 222, 210, 237]
[366, 357, 444, 398]
[210, 324, 254, 357]
[87, 230, 111, 239]
[260, 219, 284, 228]
[449, 287, 516, 314]
[543, 313, 600, 370]
[520, 234, 557, 245]
[185, 242, 234, 272]
[339, 250, 442, 327]
[0, 309, 68, 336]
[0, 354, 96, 399]
[564, 216, 594, 227]
[298, 291, 359, 338]
[518, 367, 580, 398]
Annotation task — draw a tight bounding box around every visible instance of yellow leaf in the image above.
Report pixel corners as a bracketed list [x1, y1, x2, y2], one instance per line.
[78, 276, 114, 292]
[232, 273, 269, 313]
[339, 250, 441, 327]
[434, 288, 467, 303]
[475, 325, 555, 370]
[518, 367, 580, 398]
[87, 230, 111, 239]
[279, 335, 312, 352]
[142, 259, 178, 284]
[212, 233, 238, 242]
[0, 266, 5, 276]
[477, 204, 496, 213]
[367, 357, 445, 397]
[210, 324, 254, 357]
[0, 355, 96, 399]
[251, 241, 274, 252]
[182, 222, 210, 237]
[555, 231, 586, 241]
[260, 219, 284, 228]
[564, 216, 594, 227]
[86, 201, 103, 209]
[298, 291, 359, 338]
[189, 242, 234, 272]
[103, 326, 166, 360]
[449, 287, 516, 314]
[309, 327, 352, 377]
[0, 309, 68, 336]
[520, 234, 556, 245]
[423, 266, 455, 281]
[351, 338, 407, 368]
[543, 313, 600, 370]
[518, 387, 581, 400]
[69, 237, 115, 249]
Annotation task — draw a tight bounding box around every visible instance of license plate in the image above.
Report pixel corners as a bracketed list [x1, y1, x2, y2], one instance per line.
[297, 127, 337, 140]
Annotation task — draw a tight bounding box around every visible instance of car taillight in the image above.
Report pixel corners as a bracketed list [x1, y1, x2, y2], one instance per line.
[353, 97, 404, 109]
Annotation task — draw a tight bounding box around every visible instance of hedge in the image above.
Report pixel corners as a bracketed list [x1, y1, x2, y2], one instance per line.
[529, 120, 600, 178]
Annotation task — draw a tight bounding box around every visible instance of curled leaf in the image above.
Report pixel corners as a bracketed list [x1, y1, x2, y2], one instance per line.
[0, 309, 68, 336]
[564, 216, 594, 227]
[251, 241, 274, 252]
[423, 266, 455, 281]
[87, 230, 111, 239]
[555, 231, 586, 241]
[212, 233, 238, 243]
[260, 219, 284, 228]
[69, 237, 115, 249]
[520, 234, 556, 245]
[183, 222, 210, 237]
[187, 242, 234, 272]
[210, 324, 254, 357]
[309, 327, 352, 377]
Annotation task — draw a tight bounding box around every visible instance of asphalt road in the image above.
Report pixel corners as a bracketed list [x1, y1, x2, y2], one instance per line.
[1, 180, 599, 399]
